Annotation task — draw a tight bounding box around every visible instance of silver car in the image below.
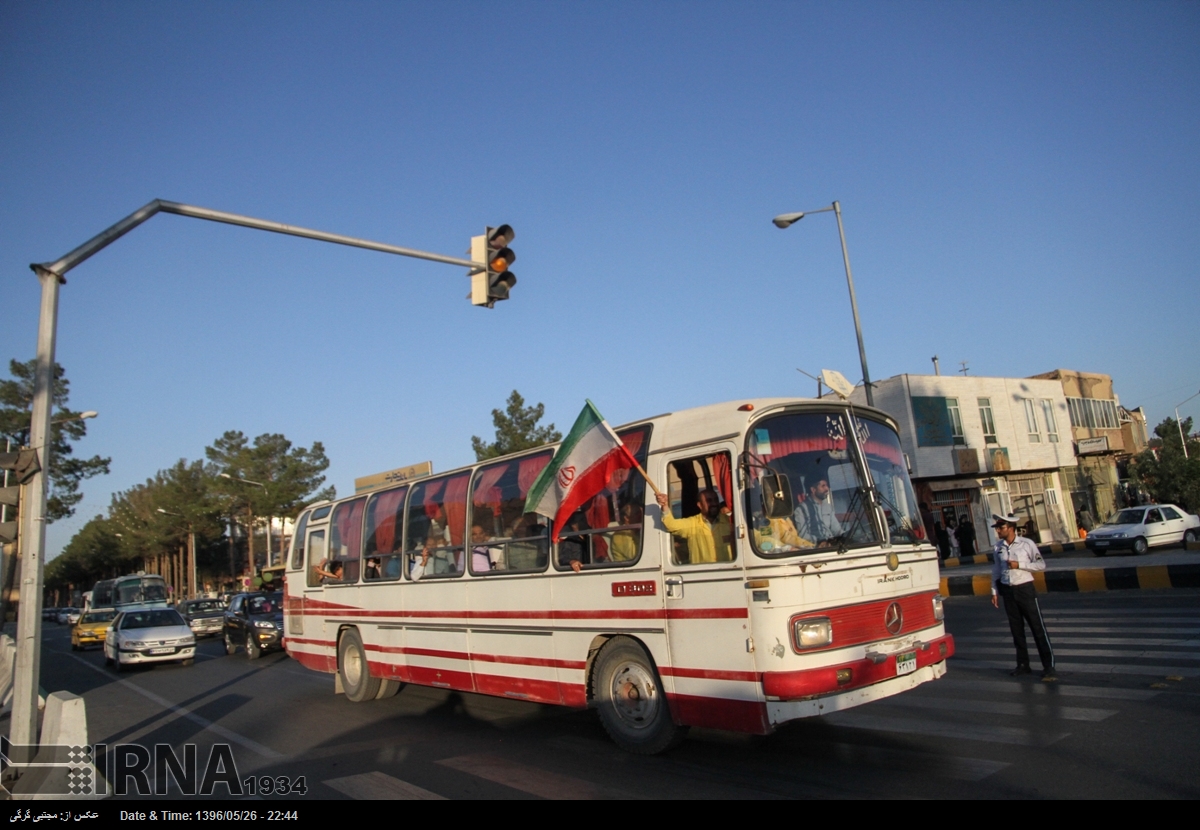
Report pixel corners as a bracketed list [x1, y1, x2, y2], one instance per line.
[104, 608, 196, 670]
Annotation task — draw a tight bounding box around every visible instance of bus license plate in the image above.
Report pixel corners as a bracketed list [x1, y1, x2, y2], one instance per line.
[896, 652, 917, 676]
[149, 647, 174, 655]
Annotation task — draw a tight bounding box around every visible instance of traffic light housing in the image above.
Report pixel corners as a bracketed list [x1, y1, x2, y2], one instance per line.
[0, 449, 39, 545]
[470, 224, 516, 307]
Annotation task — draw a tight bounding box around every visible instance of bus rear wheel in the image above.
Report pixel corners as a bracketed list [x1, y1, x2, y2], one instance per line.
[592, 636, 685, 755]
[338, 628, 380, 703]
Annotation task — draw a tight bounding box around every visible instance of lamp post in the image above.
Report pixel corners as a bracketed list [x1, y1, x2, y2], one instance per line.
[1176, 390, 1200, 460]
[772, 201, 874, 407]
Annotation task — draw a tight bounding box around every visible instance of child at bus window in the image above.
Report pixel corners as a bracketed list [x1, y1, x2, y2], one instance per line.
[364, 557, 382, 581]
[470, 525, 504, 572]
[314, 559, 343, 583]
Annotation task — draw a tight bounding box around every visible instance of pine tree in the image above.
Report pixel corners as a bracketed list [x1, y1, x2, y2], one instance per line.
[471, 391, 562, 461]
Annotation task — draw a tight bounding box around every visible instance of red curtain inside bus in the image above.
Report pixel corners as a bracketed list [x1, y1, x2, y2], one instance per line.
[368, 487, 407, 554]
[334, 498, 366, 559]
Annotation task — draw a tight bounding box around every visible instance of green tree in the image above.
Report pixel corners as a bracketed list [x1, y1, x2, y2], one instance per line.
[1130, 416, 1200, 512]
[206, 431, 334, 573]
[0, 358, 111, 522]
[471, 390, 562, 461]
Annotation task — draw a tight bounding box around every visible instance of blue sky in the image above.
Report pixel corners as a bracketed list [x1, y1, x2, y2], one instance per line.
[2, 2, 1197, 557]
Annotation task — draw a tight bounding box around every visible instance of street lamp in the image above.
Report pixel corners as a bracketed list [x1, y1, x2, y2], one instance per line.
[772, 201, 874, 407]
[1175, 390, 1200, 460]
[219, 473, 264, 488]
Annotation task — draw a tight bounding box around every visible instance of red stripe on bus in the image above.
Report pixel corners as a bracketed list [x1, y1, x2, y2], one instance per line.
[293, 606, 746, 621]
[362, 642, 587, 671]
[660, 666, 760, 682]
[286, 636, 335, 647]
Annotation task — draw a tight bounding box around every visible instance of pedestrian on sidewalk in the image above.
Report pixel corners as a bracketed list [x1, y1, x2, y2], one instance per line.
[990, 513, 1056, 681]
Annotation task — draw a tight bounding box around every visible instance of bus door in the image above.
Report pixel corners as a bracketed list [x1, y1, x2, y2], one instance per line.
[659, 445, 758, 728]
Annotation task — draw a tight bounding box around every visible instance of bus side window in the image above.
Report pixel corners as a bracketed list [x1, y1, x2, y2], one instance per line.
[289, 511, 310, 571]
[664, 451, 736, 566]
[553, 426, 651, 571]
[469, 452, 552, 575]
[405, 473, 470, 580]
[363, 486, 408, 582]
[328, 498, 366, 583]
[306, 530, 328, 588]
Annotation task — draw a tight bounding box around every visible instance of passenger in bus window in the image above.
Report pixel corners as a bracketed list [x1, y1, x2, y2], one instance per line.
[608, 503, 642, 561]
[558, 511, 590, 572]
[314, 559, 343, 583]
[364, 557, 382, 581]
[410, 533, 462, 579]
[656, 489, 734, 563]
[470, 525, 504, 572]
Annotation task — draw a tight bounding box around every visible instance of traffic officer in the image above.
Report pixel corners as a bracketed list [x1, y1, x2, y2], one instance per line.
[990, 513, 1056, 681]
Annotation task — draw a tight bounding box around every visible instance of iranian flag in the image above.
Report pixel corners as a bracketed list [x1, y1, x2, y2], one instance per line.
[525, 400, 639, 542]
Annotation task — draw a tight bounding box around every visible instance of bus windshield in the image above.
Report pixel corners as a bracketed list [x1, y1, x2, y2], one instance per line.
[853, 414, 925, 544]
[745, 411, 880, 555]
[115, 577, 167, 605]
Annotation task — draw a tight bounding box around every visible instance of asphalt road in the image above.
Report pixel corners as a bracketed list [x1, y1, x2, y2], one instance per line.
[21, 589, 1200, 800]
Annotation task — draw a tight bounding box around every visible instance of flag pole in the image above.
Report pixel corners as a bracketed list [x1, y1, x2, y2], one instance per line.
[627, 454, 662, 498]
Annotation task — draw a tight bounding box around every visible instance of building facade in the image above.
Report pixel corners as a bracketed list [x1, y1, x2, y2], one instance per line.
[846, 374, 1079, 552]
[1028, 369, 1149, 521]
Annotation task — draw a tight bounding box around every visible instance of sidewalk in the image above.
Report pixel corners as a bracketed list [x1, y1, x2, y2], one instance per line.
[939, 546, 1200, 596]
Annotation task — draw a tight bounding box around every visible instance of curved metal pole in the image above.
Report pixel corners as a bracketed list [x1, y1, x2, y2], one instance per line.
[12, 199, 489, 749]
[832, 202, 873, 407]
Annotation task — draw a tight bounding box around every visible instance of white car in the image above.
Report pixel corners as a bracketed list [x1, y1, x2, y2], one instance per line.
[104, 608, 196, 670]
[1086, 503, 1200, 556]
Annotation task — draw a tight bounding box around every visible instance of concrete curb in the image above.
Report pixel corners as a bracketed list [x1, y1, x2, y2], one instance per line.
[942, 539, 1091, 568]
[940, 563, 1200, 596]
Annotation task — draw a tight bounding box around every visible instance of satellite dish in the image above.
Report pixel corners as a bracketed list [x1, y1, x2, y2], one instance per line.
[821, 369, 856, 400]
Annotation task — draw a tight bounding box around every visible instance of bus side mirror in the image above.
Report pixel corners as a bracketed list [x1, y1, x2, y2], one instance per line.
[761, 471, 793, 519]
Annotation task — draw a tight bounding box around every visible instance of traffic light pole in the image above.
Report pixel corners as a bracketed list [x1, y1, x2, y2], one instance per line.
[11, 199, 493, 749]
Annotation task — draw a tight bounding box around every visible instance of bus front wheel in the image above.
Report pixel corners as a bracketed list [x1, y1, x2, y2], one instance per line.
[338, 628, 381, 703]
[592, 636, 685, 755]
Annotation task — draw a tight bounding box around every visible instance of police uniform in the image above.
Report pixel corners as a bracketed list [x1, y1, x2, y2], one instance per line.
[991, 514, 1055, 679]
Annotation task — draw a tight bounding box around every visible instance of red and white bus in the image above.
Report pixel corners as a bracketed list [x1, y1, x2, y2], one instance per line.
[283, 398, 954, 753]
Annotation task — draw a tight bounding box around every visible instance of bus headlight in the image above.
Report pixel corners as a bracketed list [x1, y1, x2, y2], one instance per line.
[793, 617, 833, 650]
[933, 594, 945, 621]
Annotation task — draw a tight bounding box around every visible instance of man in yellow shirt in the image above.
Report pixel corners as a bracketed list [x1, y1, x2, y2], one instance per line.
[655, 490, 734, 563]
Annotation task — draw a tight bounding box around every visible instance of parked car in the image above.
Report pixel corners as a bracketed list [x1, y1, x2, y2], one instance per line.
[71, 608, 117, 651]
[56, 607, 81, 626]
[178, 598, 226, 639]
[104, 608, 196, 670]
[1086, 504, 1200, 555]
[223, 591, 284, 660]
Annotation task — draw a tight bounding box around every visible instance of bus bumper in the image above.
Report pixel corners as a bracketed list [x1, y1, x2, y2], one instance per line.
[762, 633, 954, 709]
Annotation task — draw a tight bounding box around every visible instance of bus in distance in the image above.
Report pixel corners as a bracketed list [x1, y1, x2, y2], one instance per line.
[283, 397, 954, 754]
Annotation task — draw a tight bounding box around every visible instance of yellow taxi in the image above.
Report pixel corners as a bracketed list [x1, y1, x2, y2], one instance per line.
[71, 608, 117, 651]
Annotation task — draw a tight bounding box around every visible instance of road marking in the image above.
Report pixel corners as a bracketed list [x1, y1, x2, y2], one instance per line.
[959, 647, 1200, 661]
[979, 626, 1200, 635]
[1037, 609, 1200, 617]
[437, 753, 633, 799]
[954, 636, 1200, 647]
[822, 712, 1068, 746]
[881, 694, 1116, 721]
[933, 679, 1161, 700]
[323, 771, 445, 800]
[62, 650, 283, 759]
[951, 657, 1200, 677]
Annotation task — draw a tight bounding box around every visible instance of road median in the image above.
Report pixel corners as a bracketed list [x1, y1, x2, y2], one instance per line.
[940, 563, 1200, 596]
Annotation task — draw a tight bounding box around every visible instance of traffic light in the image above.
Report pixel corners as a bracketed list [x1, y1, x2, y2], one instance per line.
[469, 225, 516, 307]
[0, 449, 39, 545]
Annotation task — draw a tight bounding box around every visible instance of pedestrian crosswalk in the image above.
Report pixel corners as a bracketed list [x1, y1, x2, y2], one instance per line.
[319, 598, 1198, 798]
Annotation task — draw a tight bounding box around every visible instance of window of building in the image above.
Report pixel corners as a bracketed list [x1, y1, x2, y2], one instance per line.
[1041, 399, 1059, 443]
[946, 398, 966, 445]
[327, 498, 366, 583]
[552, 426, 651, 572]
[362, 486, 409, 582]
[978, 398, 997, 444]
[912, 397, 953, 447]
[405, 473, 470, 580]
[469, 452, 552, 575]
[1066, 397, 1120, 430]
[1024, 399, 1041, 442]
